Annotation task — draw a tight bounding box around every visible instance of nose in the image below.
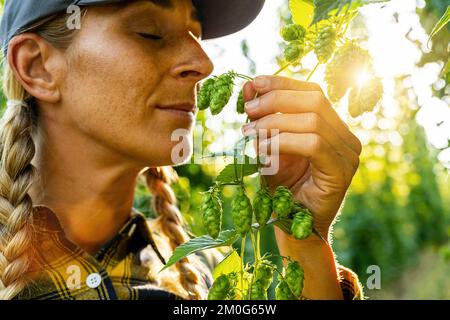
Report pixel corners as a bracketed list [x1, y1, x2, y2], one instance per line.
[170, 33, 214, 83]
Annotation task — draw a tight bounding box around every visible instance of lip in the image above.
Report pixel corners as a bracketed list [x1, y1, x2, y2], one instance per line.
[156, 103, 196, 114]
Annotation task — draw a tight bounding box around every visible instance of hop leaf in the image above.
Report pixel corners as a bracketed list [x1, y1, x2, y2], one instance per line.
[325, 41, 372, 103]
[201, 187, 223, 239]
[283, 40, 305, 63]
[285, 259, 304, 297]
[314, 24, 337, 64]
[273, 186, 294, 219]
[231, 186, 253, 236]
[197, 78, 216, 110]
[291, 209, 313, 240]
[253, 187, 273, 227]
[237, 88, 245, 114]
[280, 23, 306, 42]
[348, 77, 383, 117]
[210, 73, 235, 115]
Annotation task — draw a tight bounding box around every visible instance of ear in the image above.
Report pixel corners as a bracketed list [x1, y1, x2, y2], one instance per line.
[7, 33, 63, 104]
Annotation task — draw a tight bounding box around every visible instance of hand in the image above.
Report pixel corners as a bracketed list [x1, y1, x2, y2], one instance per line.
[242, 75, 362, 241]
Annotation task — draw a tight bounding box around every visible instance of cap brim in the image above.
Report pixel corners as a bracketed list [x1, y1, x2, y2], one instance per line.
[192, 0, 265, 40]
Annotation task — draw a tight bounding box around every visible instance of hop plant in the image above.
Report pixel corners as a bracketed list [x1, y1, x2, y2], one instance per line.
[201, 187, 223, 239]
[348, 77, 383, 117]
[231, 186, 253, 236]
[285, 259, 304, 297]
[283, 40, 305, 63]
[275, 275, 296, 300]
[250, 260, 275, 300]
[273, 186, 294, 219]
[314, 24, 337, 64]
[253, 187, 273, 228]
[197, 77, 216, 110]
[325, 41, 372, 102]
[291, 209, 313, 240]
[210, 73, 235, 115]
[237, 88, 245, 114]
[207, 273, 237, 300]
[280, 24, 306, 42]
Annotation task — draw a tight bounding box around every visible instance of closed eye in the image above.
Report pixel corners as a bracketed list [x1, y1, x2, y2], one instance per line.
[138, 33, 163, 40]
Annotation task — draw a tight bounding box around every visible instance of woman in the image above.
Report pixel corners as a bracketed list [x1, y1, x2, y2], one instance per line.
[0, 0, 363, 300]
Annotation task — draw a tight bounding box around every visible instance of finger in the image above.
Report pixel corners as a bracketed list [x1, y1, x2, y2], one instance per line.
[259, 132, 347, 187]
[243, 113, 360, 168]
[244, 89, 362, 155]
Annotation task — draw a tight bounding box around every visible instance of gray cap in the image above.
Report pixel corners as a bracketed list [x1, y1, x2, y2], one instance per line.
[0, 0, 265, 55]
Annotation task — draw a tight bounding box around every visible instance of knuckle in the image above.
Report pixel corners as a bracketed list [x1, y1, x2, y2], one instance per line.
[308, 134, 323, 155]
[306, 113, 321, 132]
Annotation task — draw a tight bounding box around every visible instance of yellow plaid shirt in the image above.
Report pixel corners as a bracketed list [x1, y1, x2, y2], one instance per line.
[16, 205, 364, 300]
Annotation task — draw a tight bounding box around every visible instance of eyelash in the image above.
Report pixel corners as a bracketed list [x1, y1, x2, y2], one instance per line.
[138, 33, 163, 40]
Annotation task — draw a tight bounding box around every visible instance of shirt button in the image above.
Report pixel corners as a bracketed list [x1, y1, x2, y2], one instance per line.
[86, 273, 102, 289]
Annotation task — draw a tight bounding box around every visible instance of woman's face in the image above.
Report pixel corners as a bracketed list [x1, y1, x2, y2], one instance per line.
[60, 0, 213, 167]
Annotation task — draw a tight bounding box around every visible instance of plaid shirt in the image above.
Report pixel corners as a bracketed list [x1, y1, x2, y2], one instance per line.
[16, 205, 364, 300]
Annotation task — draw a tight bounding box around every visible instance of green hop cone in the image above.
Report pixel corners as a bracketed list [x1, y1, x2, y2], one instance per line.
[348, 77, 383, 118]
[210, 73, 235, 115]
[253, 187, 273, 228]
[272, 186, 294, 219]
[314, 25, 337, 64]
[291, 209, 313, 240]
[208, 273, 237, 300]
[280, 24, 306, 42]
[231, 186, 253, 236]
[275, 275, 296, 300]
[197, 78, 216, 110]
[325, 41, 372, 103]
[201, 188, 223, 239]
[236, 88, 245, 114]
[250, 260, 275, 300]
[285, 260, 304, 297]
[283, 40, 305, 63]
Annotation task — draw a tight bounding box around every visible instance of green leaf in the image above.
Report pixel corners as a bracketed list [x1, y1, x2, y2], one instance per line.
[289, 0, 315, 28]
[212, 250, 241, 280]
[159, 229, 239, 272]
[429, 5, 450, 42]
[312, 0, 388, 25]
[216, 156, 259, 183]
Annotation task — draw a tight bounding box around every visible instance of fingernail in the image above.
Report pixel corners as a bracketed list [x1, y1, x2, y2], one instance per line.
[245, 98, 260, 111]
[242, 122, 256, 135]
[254, 77, 269, 88]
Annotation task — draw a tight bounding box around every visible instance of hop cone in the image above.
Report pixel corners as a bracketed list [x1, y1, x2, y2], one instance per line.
[201, 188, 223, 239]
[231, 186, 253, 236]
[275, 275, 296, 300]
[291, 210, 313, 240]
[285, 260, 304, 297]
[197, 78, 216, 110]
[273, 186, 294, 219]
[325, 41, 372, 103]
[283, 40, 305, 63]
[208, 274, 233, 300]
[348, 77, 383, 117]
[210, 73, 235, 115]
[314, 25, 337, 64]
[280, 24, 306, 42]
[250, 260, 275, 300]
[253, 187, 273, 228]
[237, 88, 245, 114]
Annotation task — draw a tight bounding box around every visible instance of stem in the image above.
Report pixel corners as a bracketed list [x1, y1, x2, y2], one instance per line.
[306, 62, 320, 81]
[235, 73, 254, 81]
[256, 230, 261, 259]
[240, 235, 246, 298]
[273, 62, 292, 76]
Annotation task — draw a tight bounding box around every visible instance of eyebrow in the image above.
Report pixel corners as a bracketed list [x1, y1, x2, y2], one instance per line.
[147, 0, 201, 23]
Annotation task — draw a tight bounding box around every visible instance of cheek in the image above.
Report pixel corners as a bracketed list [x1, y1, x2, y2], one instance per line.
[61, 33, 193, 165]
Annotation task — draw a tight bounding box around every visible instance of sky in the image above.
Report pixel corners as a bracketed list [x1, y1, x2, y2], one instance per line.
[198, 0, 450, 170]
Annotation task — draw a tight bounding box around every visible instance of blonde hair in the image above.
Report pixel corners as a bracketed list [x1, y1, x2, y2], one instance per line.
[0, 9, 222, 300]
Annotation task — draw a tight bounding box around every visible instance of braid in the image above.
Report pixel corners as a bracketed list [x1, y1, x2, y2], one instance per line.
[0, 66, 37, 300]
[143, 166, 223, 300]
